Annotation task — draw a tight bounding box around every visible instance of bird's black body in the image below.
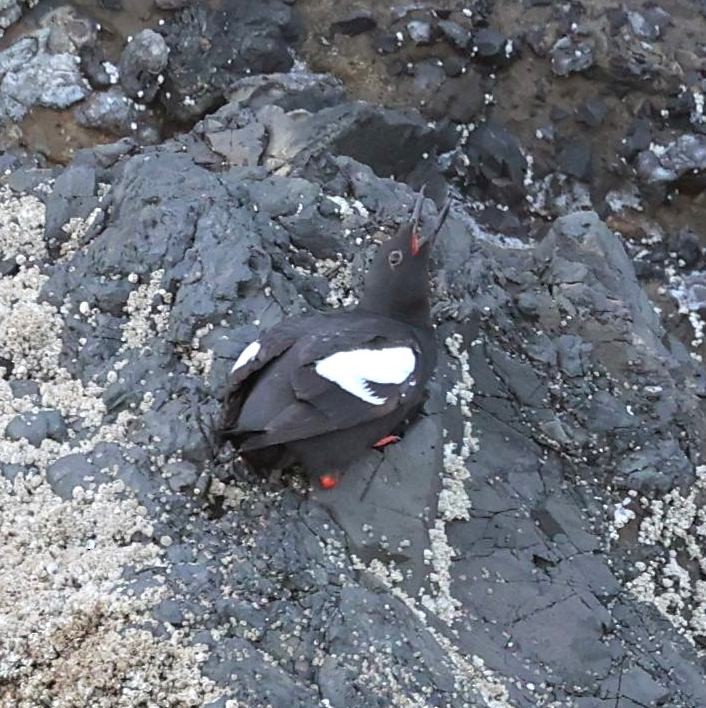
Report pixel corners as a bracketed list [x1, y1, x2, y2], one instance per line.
[220, 189, 450, 485]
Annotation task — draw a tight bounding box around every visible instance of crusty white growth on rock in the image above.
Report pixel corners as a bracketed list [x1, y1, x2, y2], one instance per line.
[0, 476, 221, 706]
[315, 346, 415, 405]
[353, 554, 512, 707]
[121, 269, 173, 350]
[623, 465, 706, 646]
[315, 256, 358, 309]
[60, 206, 104, 259]
[419, 334, 475, 624]
[0, 266, 63, 378]
[0, 185, 46, 261]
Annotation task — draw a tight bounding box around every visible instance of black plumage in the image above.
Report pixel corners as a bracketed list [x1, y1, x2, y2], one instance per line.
[219, 188, 451, 487]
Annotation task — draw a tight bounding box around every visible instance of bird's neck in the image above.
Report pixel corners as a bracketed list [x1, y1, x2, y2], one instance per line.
[356, 293, 433, 330]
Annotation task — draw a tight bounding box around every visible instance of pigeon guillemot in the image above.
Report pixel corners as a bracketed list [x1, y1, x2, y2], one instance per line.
[219, 188, 451, 489]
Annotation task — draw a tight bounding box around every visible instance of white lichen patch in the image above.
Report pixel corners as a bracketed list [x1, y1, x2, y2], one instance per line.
[0, 266, 63, 379]
[0, 476, 221, 707]
[315, 256, 358, 309]
[354, 554, 512, 707]
[625, 465, 706, 647]
[0, 185, 46, 261]
[60, 206, 104, 259]
[121, 270, 172, 350]
[420, 335, 475, 624]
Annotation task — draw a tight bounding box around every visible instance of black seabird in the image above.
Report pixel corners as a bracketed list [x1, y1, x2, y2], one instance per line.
[219, 188, 451, 489]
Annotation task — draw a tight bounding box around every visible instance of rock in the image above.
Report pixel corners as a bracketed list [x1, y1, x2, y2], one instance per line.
[407, 20, 432, 46]
[0, 32, 90, 123]
[5, 410, 68, 446]
[551, 35, 595, 76]
[160, 0, 298, 123]
[155, 0, 189, 8]
[473, 28, 508, 60]
[79, 45, 116, 89]
[575, 97, 608, 128]
[437, 20, 470, 50]
[74, 86, 159, 142]
[44, 164, 97, 252]
[442, 56, 465, 78]
[41, 6, 97, 54]
[45, 453, 104, 499]
[461, 122, 528, 204]
[557, 139, 593, 181]
[428, 71, 484, 123]
[165, 461, 199, 492]
[672, 230, 702, 269]
[637, 134, 706, 186]
[119, 29, 169, 102]
[331, 10, 375, 36]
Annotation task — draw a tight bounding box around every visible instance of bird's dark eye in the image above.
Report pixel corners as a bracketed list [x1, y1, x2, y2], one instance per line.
[388, 250, 403, 268]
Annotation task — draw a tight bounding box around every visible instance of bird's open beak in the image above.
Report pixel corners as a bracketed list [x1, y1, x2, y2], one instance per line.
[410, 188, 452, 255]
[410, 185, 426, 256]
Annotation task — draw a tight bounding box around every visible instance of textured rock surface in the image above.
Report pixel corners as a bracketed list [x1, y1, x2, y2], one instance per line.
[2, 72, 706, 705]
[1, 0, 706, 705]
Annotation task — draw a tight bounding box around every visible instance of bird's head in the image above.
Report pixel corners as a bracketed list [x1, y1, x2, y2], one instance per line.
[358, 187, 451, 328]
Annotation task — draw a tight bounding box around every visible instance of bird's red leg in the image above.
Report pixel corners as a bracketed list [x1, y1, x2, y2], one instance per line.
[373, 434, 401, 449]
[318, 473, 339, 490]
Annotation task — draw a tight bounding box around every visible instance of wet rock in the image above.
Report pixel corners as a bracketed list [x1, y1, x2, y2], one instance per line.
[551, 35, 595, 76]
[461, 122, 528, 204]
[575, 96, 608, 128]
[407, 20, 432, 46]
[160, 0, 298, 123]
[437, 19, 470, 51]
[557, 139, 592, 181]
[74, 86, 159, 141]
[637, 134, 706, 186]
[41, 6, 97, 54]
[119, 29, 168, 102]
[331, 10, 375, 36]
[79, 46, 117, 89]
[155, 0, 189, 8]
[473, 28, 508, 61]
[5, 410, 68, 446]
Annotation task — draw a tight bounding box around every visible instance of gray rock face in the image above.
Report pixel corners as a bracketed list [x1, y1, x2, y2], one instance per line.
[5, 71, 706, 706]
[0, 30, 89, 123]
[5, 409, 68, 446]
[159, 0, 299, 123]
[119, 29, 169, 102]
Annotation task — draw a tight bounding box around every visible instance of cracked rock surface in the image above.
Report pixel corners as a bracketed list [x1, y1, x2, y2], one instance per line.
[2, 1, 706, 706]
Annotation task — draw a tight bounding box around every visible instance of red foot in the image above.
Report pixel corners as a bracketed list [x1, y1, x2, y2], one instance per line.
[319, 474, 338, 490]
[373, 435, 401, 449]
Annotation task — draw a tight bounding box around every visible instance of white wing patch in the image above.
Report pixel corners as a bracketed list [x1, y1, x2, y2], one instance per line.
[314, 346, 416, 405]
[230, 341, 260, 374]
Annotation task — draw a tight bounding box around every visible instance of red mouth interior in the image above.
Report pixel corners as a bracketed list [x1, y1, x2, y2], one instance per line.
[411, 231, 421, 256]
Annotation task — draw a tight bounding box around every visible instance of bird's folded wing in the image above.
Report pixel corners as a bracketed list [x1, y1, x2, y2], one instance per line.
[244, 331, 421, 447]
[221, 318, 305, 429]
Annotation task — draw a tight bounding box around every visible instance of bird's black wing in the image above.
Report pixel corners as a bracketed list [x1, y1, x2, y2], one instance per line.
[220, 318, 306, 435]
[240, 319, 424, 450]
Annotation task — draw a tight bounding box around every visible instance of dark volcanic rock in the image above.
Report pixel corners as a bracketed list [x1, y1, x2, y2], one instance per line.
[119, 29, 169, 102]
[6, 68, 706, 708]
[331, 10, 376, 36]
[159, 0, 298, 123]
